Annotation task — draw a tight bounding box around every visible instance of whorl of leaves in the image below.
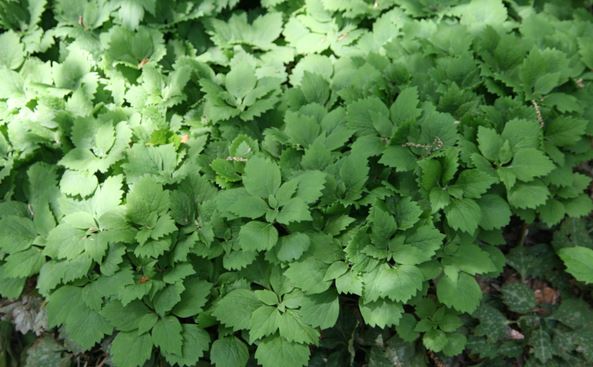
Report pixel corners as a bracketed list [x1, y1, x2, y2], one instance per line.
[1, 0, 593, 366]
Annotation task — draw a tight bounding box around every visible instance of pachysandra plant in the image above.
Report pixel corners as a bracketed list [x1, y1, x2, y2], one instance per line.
[1, 0, 593, 366]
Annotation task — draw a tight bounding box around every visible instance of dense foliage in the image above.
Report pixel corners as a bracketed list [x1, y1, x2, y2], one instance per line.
[1, 0, 593, 366]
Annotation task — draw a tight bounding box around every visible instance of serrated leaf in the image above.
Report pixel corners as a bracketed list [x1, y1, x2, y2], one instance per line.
[363, 264, 423, 303]
[243, 156, 281, 198]
[359, 298, 404, 328]
[152, 316, 182, 356]
[255, 336, 310, 367]
[212, 289, 261, 331]
[110, 332, 153, 367]
[238, 221, 278, 253]
[501, 282, 536, 313]
[445, 198, 481, 234]
[436, 273, 482, 313]
[210, 337, 249, 367]
[558, 246, 593, 284]
[510, 149, 555, 182]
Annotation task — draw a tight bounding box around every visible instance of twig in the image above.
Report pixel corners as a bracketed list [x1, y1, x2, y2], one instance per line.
[531, 99, 544, 128]
[517, 222, 529, 247]
[428, 351, 446, 367]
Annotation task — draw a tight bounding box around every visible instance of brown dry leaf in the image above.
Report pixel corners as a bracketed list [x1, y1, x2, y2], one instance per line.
[534, 286, 559, 305]
[507, 328, 525, 340]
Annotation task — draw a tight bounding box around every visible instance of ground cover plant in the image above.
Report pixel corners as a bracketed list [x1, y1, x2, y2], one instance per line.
[1, 0, 593, 366]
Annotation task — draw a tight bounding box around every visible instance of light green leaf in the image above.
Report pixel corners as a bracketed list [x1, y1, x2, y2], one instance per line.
[363, 264, 423, 303]
[255, 336, 310, 367]
[510, 149, 555, 182]
[508, 181, 550, 209]
[243, 156, 281, 198]
[151, 316, 183, 356]
[558, 246, 593, 284]
[299, 290, 339, 329]
[501, 282, 536, 313]
[226, 63, 257, 100]
[445, 198, 481, 234]
[0, 31, 24, 69]
[359, 298, 403, 328]
[239, 221, 278, 252]
[436, 273, 482, 313]
[212, 289, 261, 331]
[110, 332, 153, 367]
[477, 194, 511, 230]
[210, 337, 249, 367]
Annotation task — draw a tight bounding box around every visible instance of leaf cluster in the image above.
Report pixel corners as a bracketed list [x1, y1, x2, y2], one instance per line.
[1, 0, 593, 366]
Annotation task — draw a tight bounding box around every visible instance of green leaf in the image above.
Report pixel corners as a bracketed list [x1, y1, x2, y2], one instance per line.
[363, 264, 423, 303]
[3, 247, 43, 278]
[23, 336, 70, 367]
[278, 310, 319, 344]
[285, 111, 320, 148]
[162, 324, 210, 366]
[255, 336, 310, 367]
[210, 337, 249, 367]
[110, 332, 153, 367]
[564, 194, 593, 218]
[60, 170, 98, 197]
[539, 199, 565, 227]
[212, 289, 261, 331]
[243, 156, 281, 198]
[451, 169, 496, 199]
[370, 205, 397, 243]
[299, 290, 339, 329]
[391, 225, 444, 265]
[501, 119, 541, 151]
[436, 273, 482, 313]
[153, 284, 182, 316]
[0, 215, 36, 253]
[477, 194, 511, 230]
[226, 63, 257, 100]
[339, 154, 369, 202]
[558, 247, 593, 284]
[123, 144, 179, 184]
[510, 149, 555, 182]
[477, 127, 503, 162]
[276, 198, 312, 225]
[517, 48, 570, 98]
[217, 188, 269, 219]
[545, 117, 588, 147]
[508, 181, 550, 209]
[423, 329, 448, 352]
[47, 286, 112, 350]
[101, 300, 152, 332]
[276, 232, 311, 262]
[151, 316, 183, 356]
[249, 305, 281, 342]
[0, 30, 24, 69]
[359, 298, 404, 328]
[285, 259, 331, 294]
[239, 221, 278, 252]
[390, 87, 420, 125]
[442, 332, 467, 356]
[501, 282, 536, 313]
[173, 279, 212, 318]
[291, 171, 326, 204]
[347, 96, 391, 137]
[444, 244, 496, 275]
[379, 146, 416, 172]
[529, 329, 553, 363]
[452, 0, 507, 32]
[126, 176, 169, 227]
[445, 198, 481, 234]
